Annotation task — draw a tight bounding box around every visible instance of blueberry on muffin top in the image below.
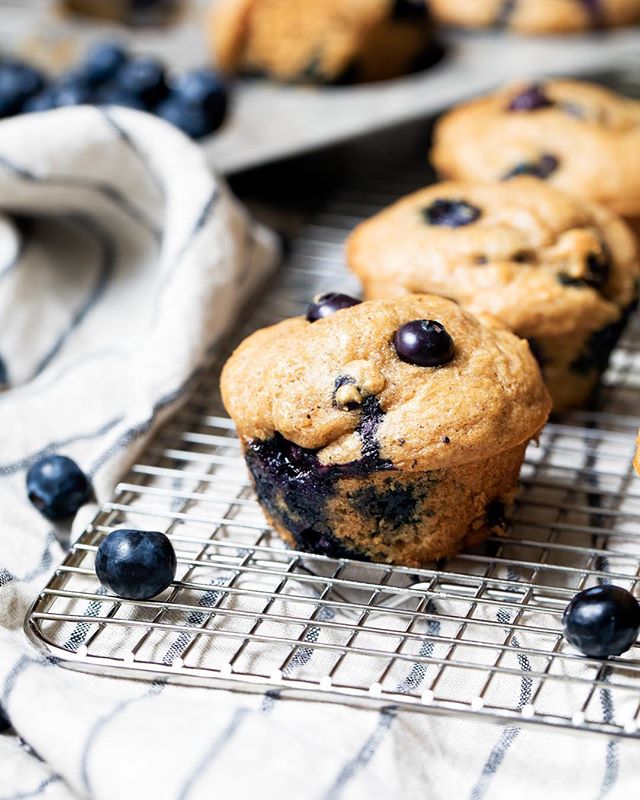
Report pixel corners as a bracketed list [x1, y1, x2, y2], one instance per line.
[432, 80, 640, 217]
[221, 294, 551, 472]
[347, 178, 639, 340]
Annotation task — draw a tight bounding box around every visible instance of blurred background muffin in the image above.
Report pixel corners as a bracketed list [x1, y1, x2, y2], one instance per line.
[209, 0, 441, 84]
[429, 0, 640, 34]
[347, 177, 640, 410]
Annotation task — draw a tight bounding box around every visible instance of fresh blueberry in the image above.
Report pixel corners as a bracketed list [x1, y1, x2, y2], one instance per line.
[95, 84, 146, 110]
[0, 62, 47, 117]
[0, 704, 10, 733]
[508, 84, 553, 112]
[563, 585, 640, 658]
[22, 89, 58, 113]
[394, 319, 455, 367]
[50, 71, 94, 107]
[422, 199, 481, 228]
[83, 41, 128, 87]
[172, 68, 227, 122]
[504, 154, 559, 180]
[156, 95, 221, 139]
[117, 56, 168, 107]
[306, 292, 361, 322]
[26, 455, 92, 520]
[95, 529, 177, 600]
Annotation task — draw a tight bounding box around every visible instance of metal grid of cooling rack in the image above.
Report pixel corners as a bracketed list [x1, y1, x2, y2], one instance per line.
[25, 103, 640, 740]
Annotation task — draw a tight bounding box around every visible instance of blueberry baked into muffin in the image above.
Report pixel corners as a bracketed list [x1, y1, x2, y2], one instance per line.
[221, 294, 551, 566]
[432, 81, 640, 225]
[209, 0, 439, 84]
[347, 178, 639, 410]
[429, 0, 640, 34]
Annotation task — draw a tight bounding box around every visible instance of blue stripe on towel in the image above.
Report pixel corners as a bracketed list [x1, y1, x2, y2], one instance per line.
[324, 708, 398, 800]
[28, 215, 116, 380]
[322, 607, 441, 799]
[0, 774, 62, 800]
[176, 708, 252, 800]
[97, 108, 164, 197]
[468, 590, 532, 800]
[0, 415, 122, 477]
[80, 681, 165, 794]
[0, 533, 56, 587]
[0, 154, 161, 241]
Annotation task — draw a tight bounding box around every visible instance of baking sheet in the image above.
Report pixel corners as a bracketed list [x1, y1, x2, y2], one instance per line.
[3, 1, 640, 175]
[207, 28, 640, 174]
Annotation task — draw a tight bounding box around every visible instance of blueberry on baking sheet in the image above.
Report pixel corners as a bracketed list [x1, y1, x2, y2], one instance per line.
[49, 71, 93, 108]
[95, 84, 147, 110]
[26, 455, 92, 521]
[306, 292, 362, 322]
[422, 199, 481, 228]
[95, 529, 177, 600]
[0, 62, 46, 117]
[157, 95, 221, 139]
[508, 84, 553, 112]
[563, 585, 640, 658]
[117, 56, 169, 107]
[23, 89, 58, 113]
[83, 41, 128, 87]
[173, 69, 227, 121]
[394, 320, 455, 367]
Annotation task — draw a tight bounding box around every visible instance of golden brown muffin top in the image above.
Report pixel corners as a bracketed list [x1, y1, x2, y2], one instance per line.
[221, 295, 551, 471]
[432, 80, 640, 217]
[209, 0, 430, 83]
[429, 0, 640, 34]
[347, 177, 639, 339]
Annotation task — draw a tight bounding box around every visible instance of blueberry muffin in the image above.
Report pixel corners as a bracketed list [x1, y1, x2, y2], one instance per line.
[221, 294, 551, 566]
[429, 0, 640, 33]
[209, 0, 439, 85]
[347, 178, 639, 411]
[432, 81, 640, 224]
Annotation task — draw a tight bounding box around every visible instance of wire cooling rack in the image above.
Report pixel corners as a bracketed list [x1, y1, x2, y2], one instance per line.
[25, 94, 640, 740]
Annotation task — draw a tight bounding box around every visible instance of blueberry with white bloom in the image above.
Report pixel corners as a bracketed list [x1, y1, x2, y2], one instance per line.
[95, 529, 177, 600]
[83, 41, 128, 87]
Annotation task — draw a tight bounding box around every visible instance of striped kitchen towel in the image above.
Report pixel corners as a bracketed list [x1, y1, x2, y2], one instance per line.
[0, 104, 639, 800]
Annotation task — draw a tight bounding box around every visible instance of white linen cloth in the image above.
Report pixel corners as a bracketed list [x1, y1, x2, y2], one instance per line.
[0, 105, 639, 800]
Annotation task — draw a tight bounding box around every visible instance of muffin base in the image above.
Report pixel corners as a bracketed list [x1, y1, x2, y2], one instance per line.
[243, 434, 529, 567]
[529, 308, 632, 412]
[211, 0, 442, 85]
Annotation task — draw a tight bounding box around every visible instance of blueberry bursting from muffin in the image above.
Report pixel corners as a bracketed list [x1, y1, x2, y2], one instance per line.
[221, 294, 551, 567]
